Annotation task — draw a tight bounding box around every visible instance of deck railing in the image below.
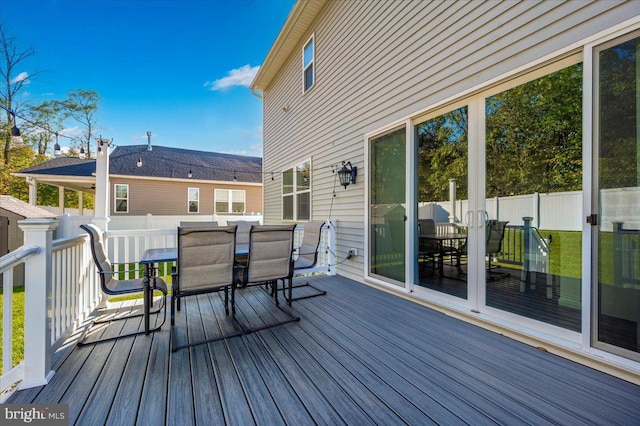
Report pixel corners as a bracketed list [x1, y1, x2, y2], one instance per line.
[105, 222, 337, 281]
[0, 244, 39, 394]
[613, 222, 640, 287]
[496, 218, 550, 274]
[0, 219, 336, 398]
[50, 235, 102, 344]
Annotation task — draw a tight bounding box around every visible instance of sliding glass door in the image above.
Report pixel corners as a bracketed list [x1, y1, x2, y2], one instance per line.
[483, 61, 583, 331]
[414, 106, 469, 299]
[593, 32, 640, 360]
[369, 127, 406, 285]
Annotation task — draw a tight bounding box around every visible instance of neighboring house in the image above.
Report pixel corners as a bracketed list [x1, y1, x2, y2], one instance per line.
[0, 195, 57, 286]
[13, 144, 263, 217]
[251, 1, 640, 379]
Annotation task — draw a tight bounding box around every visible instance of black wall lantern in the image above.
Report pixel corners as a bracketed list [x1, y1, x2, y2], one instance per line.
[338, 161, 357, 189]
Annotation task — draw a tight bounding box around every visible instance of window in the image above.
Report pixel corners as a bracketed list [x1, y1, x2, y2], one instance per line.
[303, 35, 314, 92]
[215, 189, 245, 213]
[114, 184, 128, 213]
[188, 188, 199, 213]
[282, 160, 311, 221]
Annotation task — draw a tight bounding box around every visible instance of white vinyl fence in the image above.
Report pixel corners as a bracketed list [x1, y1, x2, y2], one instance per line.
[422, 187, 640, 232]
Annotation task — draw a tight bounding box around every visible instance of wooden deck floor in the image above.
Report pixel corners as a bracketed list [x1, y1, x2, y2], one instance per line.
[8, 274, 640, 425]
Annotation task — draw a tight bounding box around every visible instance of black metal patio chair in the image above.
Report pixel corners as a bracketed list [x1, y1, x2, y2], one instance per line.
[171, 225, 242, 351]
[79, 223, 167, 345]
[286, 221, 327, 304]
[237, 224, 300, 333]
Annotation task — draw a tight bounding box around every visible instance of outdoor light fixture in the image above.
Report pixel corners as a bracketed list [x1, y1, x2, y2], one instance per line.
[137, 154, 143, 168]
[10, 112, 22, 145]
[79, 146, 86, 159]
[188, 166, 193, 179]
[53, 133, 61, 157]
[233, 171, 237, 182]
[337, 161, 357, 189]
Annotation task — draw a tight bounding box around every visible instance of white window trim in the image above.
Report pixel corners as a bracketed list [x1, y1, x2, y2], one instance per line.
[188, 187, 199, 214]
[302, 34, 315, 93]
[282, 158, 312, 222]
[214, 189, 246, 214]
[114, 183, 129, 213]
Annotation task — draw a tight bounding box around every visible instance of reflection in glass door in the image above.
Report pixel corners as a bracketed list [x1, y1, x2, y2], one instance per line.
[594, 33, 640, 360]
[484, 61, 583, 331]
[415, 106, 468, 299]
[369, 127, 406, 284]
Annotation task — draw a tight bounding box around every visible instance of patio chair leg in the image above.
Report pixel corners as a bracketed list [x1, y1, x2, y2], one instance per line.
[79, 290, 167, 346]
[284, 279, 327, 305]
[171, 294, 176, 326]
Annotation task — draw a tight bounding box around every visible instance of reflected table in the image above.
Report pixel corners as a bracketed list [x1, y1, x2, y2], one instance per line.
[420, 233, 467, 275]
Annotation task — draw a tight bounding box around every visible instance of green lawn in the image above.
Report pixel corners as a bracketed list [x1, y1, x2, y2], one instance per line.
[542, 230, 582, 279]
[0, 285, 25, 371]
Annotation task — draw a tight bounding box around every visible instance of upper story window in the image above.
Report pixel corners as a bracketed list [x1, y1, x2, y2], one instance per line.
[114, 184, 129, 213]
[188, 187, 199, 213]
[215, 189, 246, 213]
[282, 160, 311, 221]
[303, 35, 315, 92]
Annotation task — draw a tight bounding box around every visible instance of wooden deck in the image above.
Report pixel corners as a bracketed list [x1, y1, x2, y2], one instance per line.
[8, 274, 640, 425]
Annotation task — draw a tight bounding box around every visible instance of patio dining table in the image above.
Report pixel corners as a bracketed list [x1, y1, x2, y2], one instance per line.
[420, 233, 467, 275]
[139, 243, 250, 334]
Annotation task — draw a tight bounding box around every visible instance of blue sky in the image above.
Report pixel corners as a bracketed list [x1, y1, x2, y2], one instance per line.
[0, 0, 296, 157]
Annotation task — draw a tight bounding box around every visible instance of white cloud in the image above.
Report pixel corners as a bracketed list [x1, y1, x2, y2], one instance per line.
[60, 126, 85, 139]
[11, 72, 30, 85]
[221, 143, 262, 157]
[204, 65, 260, 91]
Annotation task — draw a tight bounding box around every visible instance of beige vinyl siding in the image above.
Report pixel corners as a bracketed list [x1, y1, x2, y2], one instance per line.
[110, 177, 262, 216]
[261, 0, 639, 281]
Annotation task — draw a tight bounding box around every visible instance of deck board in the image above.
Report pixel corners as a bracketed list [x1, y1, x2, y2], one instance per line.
[7, 274, 640, 425]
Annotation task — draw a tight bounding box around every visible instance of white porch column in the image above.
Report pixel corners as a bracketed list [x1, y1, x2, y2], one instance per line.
[27, 176, 37, 206]
[17, 218, 58, 389]
[93, 138, 111, 231]
[78, 191, 84, 216]
[58, 186, 65, 215]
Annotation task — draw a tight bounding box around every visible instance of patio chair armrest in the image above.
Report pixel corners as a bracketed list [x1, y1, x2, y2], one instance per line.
[97, 268, 146, 276]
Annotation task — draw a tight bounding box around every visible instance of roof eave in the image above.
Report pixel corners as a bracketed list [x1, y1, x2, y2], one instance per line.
[251, 0, 328, 92]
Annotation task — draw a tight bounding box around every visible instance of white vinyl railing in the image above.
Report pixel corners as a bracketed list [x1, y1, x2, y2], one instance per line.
[50, 235, 102, 345]
[0, 245, 40, 395]
[105, 221, 337, 281]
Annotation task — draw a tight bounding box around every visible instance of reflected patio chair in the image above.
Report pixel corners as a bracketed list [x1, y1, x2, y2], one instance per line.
[486, 220, 509, 280]
[418, 219, 440, 274]
[287, 221, 327, 305]
[455, 220, 510, 279]
[171, 225, 241, 352]
[237, 224, 300, 333]
[79, 224, 167, 345]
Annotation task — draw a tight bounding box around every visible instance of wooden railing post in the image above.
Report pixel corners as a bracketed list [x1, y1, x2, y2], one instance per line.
[17, 218, 58, 389]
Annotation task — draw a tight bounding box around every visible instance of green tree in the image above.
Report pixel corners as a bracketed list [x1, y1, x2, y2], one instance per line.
[0, 23, 41, 164]
[23, 100, 66, 157]
[485, 63, 583, 197]
[417, 107, 468, 202]
[61, 89, 100, 157]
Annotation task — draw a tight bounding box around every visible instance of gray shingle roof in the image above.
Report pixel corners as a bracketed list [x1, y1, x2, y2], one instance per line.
[110, 145, 262, 183]
[16, 157, 95, 177]
[0, 196, 57, 218]
[15, 145, 263, 183]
